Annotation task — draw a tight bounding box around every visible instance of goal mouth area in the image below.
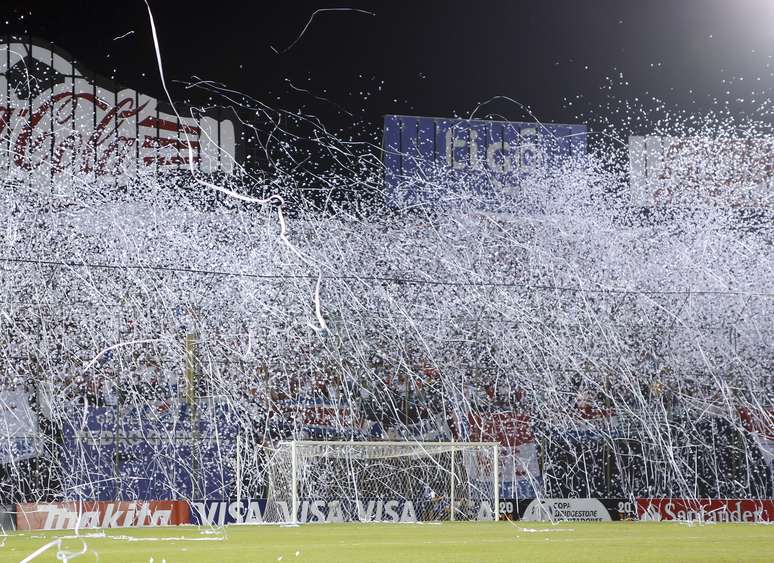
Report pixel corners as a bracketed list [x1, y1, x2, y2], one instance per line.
[264, 440, 500, 524]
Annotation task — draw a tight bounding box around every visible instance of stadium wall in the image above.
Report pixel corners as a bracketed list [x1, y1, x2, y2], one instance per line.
[7, 497, 774, 529]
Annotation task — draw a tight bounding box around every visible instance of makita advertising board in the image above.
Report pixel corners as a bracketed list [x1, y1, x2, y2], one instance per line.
[0, 37, 237, 185]
[15, 500, 189, 531]
[60, 402, 237, 500]
[383, 115, 586, 208]
[637, 498, 774, 523]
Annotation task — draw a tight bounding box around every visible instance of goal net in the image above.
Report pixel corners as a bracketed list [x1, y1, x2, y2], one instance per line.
[263, 441, 499, 524]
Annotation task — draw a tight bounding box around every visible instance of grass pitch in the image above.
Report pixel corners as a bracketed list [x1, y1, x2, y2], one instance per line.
[2, 521, 774, 562]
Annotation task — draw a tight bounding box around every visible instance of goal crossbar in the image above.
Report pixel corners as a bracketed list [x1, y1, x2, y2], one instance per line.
[283, 440, 501, 447]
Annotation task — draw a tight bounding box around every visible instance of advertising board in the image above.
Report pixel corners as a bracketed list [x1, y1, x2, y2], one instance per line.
[498, 498, 636, 521]
[519, 498, 612, 521]
[15, 500, 189, 530]
[637, 498, 774, 522]
[383, 115, 586, 209]
[190, 499, 268, 525]
[191, 498, 494, 524]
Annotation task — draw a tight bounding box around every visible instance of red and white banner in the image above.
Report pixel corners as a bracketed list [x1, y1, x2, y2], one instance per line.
[15, 500, 190, 530]
[0, 39, 236, 183]
[629, 136, 774, 207]
[637, 498, 774, 523]
[469, 411, 540, 495]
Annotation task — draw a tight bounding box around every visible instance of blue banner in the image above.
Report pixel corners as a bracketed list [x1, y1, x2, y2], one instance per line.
[383, 115, 587, 209]
[60, 402, 238, 501]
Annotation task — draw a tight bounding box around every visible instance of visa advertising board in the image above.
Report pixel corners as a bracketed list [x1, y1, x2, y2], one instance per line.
[190, 498, 495, 524]
[383, 115, 586, 209]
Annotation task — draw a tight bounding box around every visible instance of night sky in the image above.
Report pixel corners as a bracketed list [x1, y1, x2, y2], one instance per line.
[7, 1, 774, 136]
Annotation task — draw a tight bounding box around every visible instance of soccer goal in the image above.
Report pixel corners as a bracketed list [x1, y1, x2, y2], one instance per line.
[262, 440, 499, 524]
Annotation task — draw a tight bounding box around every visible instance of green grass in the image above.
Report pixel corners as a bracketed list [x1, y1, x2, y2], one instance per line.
[2, 521, 774, 562]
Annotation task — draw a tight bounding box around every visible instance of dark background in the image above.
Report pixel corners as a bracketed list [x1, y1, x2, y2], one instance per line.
[7, 1, 774, 137]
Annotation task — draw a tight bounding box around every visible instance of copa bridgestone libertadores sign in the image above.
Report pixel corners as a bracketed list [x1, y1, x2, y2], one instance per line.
[498, 498, 636, 521]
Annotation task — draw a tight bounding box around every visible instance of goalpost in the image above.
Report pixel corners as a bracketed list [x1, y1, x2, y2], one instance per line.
[263, 441, 499, 524]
